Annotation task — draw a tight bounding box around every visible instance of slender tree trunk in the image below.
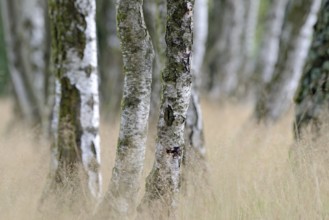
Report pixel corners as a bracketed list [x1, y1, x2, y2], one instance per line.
[1, 0, 48, 128]
[96, 0, 123, 120]
[238, 0, 260, 96]
[253, 0, 289, 85]
[294, 0, 328, 139]
[145, 0, 167, 121]
[254, 0, 321, 123]
[42, 0, 102, 206]
[183, 0, 207, 183]
[203, 0, 224, 92]
[96, 0, 154, 218]
[139, 0, 194, 218]
[207, 0, 245, 98]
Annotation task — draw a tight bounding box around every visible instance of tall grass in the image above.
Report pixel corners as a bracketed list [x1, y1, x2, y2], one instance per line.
[0, 99, 328, 219]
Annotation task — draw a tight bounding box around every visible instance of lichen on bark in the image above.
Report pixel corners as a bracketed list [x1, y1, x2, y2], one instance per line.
[43, 0, 101, 205]
[96, 0, 154, 218]
[294, 0, 329, 138]
[139, 0, 194, 217]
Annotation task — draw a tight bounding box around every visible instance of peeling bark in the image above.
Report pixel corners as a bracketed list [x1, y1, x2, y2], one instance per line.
[139, 0, 194, 217]
[96, 0, 154, 218]
[254, 0, 321, 123]
[294, 0, 328, 139]
[45, 0, 101, 202]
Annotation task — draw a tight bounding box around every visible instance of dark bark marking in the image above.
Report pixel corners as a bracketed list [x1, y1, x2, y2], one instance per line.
[164, 105, 175, 126]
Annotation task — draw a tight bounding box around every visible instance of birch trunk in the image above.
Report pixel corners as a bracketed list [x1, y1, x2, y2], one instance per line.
[146, 0, 167, 120]
[1, 0, 48, 128]
[139, 0, 194, 217]
[203, 0, 223, 92]
[294, 0, 328, 139]
[238, 0, 260, 96]
[254, 0, 321, 123]
[97, 0, 123, 119]
[254, 0, 289, 85]
[208, 0, 244, 98]
[183, 0, 207, 182]
[44, 0, 102, 204]
[97, 0, 154, 218]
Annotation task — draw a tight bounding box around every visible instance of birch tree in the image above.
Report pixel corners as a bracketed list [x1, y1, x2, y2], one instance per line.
[239, 0, 260, 85]
[1, 0, 49, 129]
[96, 0, 123, 119]
[139, 0, 194, 217]
[209, 0, 244, 98]
[151, 0, 167, 120]
[294, 0, 329, 138]
[254, 0, 289, 85]
[143, 0, 167, 120]
[254, 0, 321, 123]
[42, 0, 102, 204]
[184, 0, 207, 182]
[96, 0, 154, 218]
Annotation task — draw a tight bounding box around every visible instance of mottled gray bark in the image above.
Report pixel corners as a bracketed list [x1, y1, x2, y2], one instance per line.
[44, 0, 102, 204]
[139, 0, 194, 217]
[96, 0, 123, 120]
[97, 0, 154, 218]
[254, 0, 321, 123]
[1, 0, 49, 129]
[294, 0, 328, 139]
[254, 0, 289, 85]
[183, 0, 207, 182]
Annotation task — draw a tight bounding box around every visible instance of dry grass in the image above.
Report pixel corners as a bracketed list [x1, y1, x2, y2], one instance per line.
[1, 99, 329, 219]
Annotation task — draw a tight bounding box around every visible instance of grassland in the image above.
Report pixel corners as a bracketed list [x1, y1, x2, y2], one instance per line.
[0, 99, 328, 219]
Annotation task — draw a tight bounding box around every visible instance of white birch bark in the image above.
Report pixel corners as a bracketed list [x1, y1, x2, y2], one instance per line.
[18, 0, 47, 103]
[240, 0, 260, 80]
[202, 0, 223, 92]
[1, 0, 47, 127]
[294, 0, 329, 138]
[184, 0, 207, 177]
[209, 0, 244, 98]
[47, 0, 102, 200]
[139, 0, 194, 217]
[254, 0, 289, 84]
[96, 0, 154, 218]
[254, 0, 321, 122]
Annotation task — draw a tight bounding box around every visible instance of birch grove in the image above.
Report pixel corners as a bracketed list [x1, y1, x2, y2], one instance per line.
[2, 0, 329, 219]
[254, 0, 321, 122]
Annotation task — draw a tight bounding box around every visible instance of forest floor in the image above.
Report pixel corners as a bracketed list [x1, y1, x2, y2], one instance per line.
[1, 99, 329, 219]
